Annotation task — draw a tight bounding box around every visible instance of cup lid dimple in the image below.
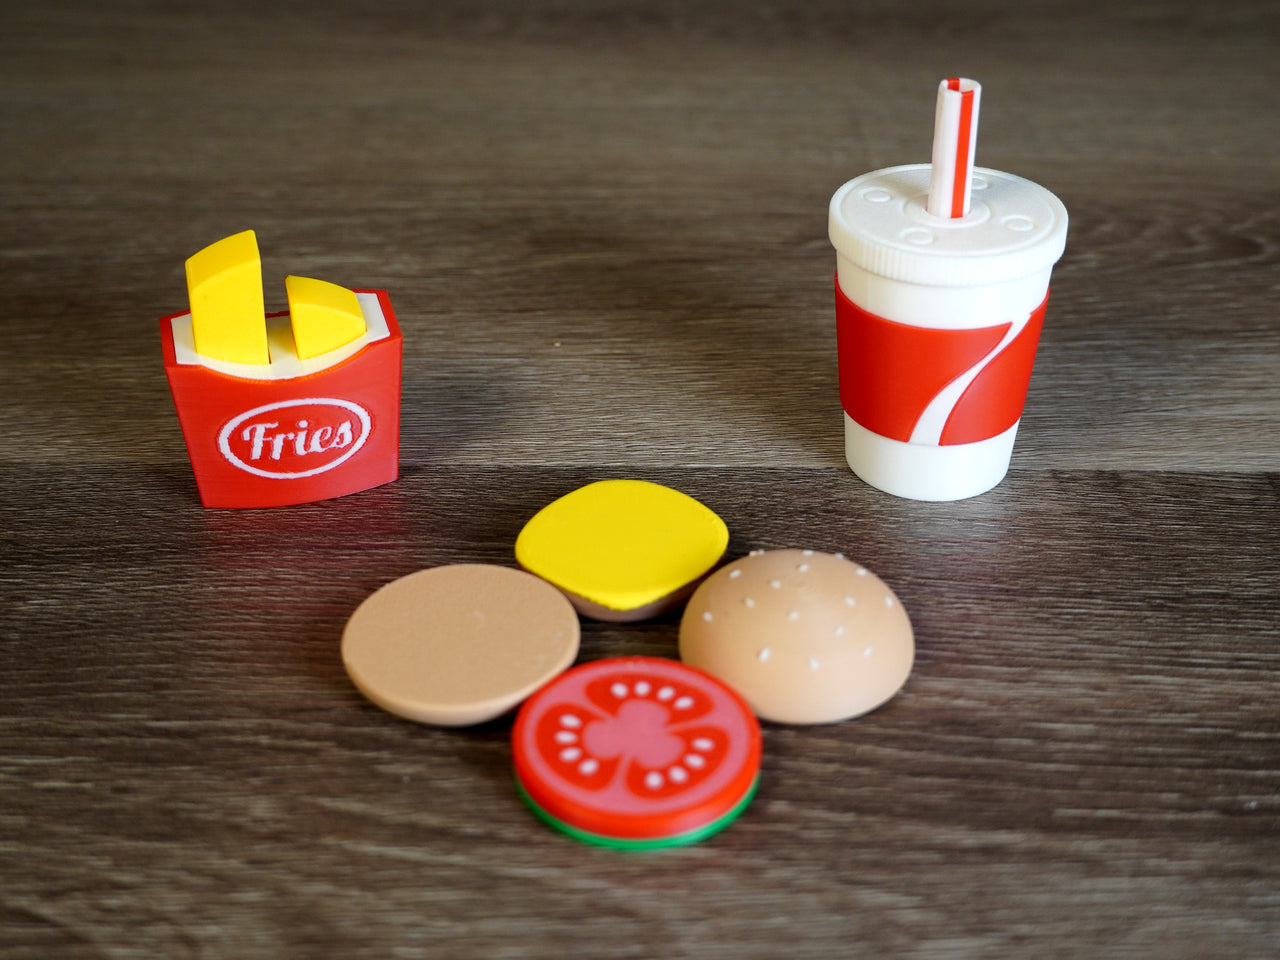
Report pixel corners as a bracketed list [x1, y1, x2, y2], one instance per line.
[829, 164, 1068, 288]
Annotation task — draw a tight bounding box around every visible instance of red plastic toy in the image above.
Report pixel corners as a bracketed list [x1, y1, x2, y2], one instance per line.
[160, 290, 401, 509]
[513, 656, 761, 848]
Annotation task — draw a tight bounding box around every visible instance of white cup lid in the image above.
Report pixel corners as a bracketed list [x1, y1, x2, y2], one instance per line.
[829, 164, 1068, 288]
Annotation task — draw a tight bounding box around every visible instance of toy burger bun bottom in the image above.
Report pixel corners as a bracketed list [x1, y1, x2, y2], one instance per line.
[513, 657, 761, 848]
[679, 550, 913, 725]
[514, 480, 729, 622]
[342, 564, 580, 727]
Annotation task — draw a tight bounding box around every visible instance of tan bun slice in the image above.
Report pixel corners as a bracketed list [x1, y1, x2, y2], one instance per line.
[679, 550, 913, 724]
[342, 564, 580, 726]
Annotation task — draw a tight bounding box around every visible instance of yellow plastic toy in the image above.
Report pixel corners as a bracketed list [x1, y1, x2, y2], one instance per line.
[285, 275, 368, 360]
[515, 479, 729, 621]
[184, 229, 269, 365]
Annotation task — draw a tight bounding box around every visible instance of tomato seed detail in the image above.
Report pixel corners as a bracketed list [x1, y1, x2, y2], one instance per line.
[625, 726, 726, 798]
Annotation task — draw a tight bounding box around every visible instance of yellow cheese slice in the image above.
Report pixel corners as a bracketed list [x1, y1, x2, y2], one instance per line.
[285, 275, 367, 360]
[184, 230, 268, 364]
[515, 479, 729, 620]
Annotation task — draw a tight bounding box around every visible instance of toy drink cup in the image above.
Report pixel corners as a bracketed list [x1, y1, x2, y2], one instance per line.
[829, 79, 1067, 501]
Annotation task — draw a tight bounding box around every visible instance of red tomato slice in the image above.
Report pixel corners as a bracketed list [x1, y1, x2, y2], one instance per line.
[513, 656, 761, 840]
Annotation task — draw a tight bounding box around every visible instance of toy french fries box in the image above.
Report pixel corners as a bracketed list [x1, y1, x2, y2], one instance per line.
[161, 231, 402, 509]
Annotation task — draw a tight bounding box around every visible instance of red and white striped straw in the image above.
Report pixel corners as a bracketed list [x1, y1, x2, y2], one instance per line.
[927, 78, 982, 219]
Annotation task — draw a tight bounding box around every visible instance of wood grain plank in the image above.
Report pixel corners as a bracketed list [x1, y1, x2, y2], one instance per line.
[1, 0, 1277, 956]
[2, 466, 1277, 957]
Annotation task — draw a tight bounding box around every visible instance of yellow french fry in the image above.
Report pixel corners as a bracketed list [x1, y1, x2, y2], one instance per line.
[285, 275, 367, 360]
[185, 230, 269, 365]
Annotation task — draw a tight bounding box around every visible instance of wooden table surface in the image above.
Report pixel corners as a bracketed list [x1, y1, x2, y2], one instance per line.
[2, 2, 1277, 957]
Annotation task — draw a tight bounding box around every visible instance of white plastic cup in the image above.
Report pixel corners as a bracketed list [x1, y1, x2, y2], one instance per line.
[829, 163, 1068, 501]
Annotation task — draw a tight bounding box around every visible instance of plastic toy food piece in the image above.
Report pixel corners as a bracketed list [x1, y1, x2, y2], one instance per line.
[342, 565, 580, 727]
[927, 77, 981, 219]
[828, 79, 1068, 501]
[184, 229, 269, 364]
[515, 480, 729, 621]
[679, 550, 913, 725]
[161, 232, 401, 509]
[285, 275, 368, 360]
[512, 657, 760, 848]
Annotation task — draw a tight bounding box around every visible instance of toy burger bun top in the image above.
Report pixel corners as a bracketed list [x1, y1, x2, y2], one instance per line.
[678, 550, 913, 725]
[515, 479, 729, 622]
